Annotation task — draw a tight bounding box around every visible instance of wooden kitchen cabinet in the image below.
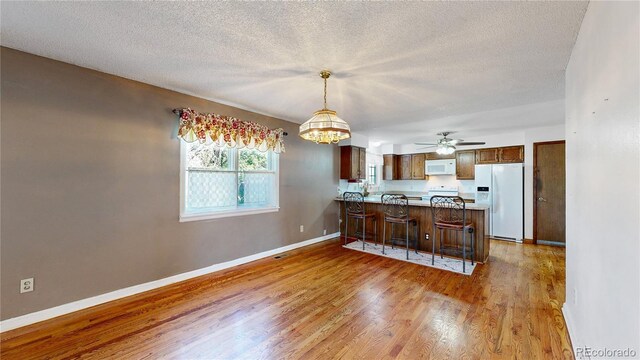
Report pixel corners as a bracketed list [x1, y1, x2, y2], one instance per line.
[475, 145, 524, 164]
[399, 154, 412, 180]
[411, 153, 425, 179]
[358, 147, 366, 176]
[397, 154, 425, 180]
[498, 145, 524, 163]
[383, 154, 398, 180]
[350, 147, 359, 179]
[425, 152, 455, 160]
[475, 148, 499, 164]
[455, 150, 476, 180]
[340, 146, 366, 180]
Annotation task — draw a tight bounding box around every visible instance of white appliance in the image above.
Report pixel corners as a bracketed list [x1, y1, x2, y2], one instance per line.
[425, 159, 456, 176]
[421, 186, 459, 201]
[475, 164, 524, 242]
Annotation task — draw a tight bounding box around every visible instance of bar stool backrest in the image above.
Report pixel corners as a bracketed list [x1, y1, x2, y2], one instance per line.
[381, 194, 410, 220]
[343, 192, 365, 215]
[430, 196, 467, 224]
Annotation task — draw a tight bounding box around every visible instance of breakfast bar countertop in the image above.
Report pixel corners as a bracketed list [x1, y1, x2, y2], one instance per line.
[336, 195, 491, 263]
[335, 196, 489, 210]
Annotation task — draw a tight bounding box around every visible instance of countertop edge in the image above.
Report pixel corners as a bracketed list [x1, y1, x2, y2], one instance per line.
[334, 197, 489, 210]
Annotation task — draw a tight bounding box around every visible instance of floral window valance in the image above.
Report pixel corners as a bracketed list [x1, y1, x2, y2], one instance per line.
[176, 108, 286, 153]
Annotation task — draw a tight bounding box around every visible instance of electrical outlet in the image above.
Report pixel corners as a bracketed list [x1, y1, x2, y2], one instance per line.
[20, 278, 34, 293]
[323, 229, 327, 235]
[425, 233, 430, 240]
[300, 225, 304, 233]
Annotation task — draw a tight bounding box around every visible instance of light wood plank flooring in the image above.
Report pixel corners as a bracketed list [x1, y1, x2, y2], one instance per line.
[0, 239, 572, 359]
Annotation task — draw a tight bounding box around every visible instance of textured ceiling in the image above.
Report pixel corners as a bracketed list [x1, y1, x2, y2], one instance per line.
[0, 1, 588, 144]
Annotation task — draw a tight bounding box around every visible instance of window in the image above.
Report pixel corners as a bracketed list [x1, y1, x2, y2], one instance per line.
[368, 164, 377, 185]
[180, 141, 279, 221]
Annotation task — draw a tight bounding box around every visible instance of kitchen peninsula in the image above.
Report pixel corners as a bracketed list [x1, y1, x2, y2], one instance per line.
[337, 196, 490, 263]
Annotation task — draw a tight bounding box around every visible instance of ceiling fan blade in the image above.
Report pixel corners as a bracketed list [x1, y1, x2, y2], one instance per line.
[456, 142, 486, 146]
[417, 146, 437, 150]
[414, 142, 438, 145]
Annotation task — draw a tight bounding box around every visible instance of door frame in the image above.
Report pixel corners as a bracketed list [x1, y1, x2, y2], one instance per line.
[532, 140, 566, 245]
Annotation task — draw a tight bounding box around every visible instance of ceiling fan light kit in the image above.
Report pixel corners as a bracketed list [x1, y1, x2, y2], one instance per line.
[416, 131, 486, 154]
[299, 70, 351, 144]
[436, 144, 456, 155]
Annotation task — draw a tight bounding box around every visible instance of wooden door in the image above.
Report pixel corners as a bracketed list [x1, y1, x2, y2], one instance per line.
[475, 148, 499, 164]
[400, 155, 412, 180]
[499, 146, 524, 163]
[534, 141, 566, 244]
[455, 150, 475, 179]
[383, 154, 397, 180]
[358, 147, 366, 179]
[411, 153, 425, 179]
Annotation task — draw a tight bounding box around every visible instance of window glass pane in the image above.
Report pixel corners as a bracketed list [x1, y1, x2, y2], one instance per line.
[238, 148, 269, 171]
[182, 142, 278, 218]
[187, 170, 237, 210]
[238, 172, 274, 207]
[187, 142, 230, 170]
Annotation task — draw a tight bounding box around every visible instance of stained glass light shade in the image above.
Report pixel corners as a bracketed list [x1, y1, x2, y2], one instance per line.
[299, 109, 351, 144]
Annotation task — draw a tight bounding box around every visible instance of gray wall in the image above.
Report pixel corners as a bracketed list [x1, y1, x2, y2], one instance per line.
[0, 47, 340, 320]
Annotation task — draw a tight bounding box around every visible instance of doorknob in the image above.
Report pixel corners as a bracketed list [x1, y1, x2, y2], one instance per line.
[538, 197, 547, 202]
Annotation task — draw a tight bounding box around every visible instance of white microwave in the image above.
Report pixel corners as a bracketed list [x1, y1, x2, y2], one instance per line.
[425, 159, 456, 176]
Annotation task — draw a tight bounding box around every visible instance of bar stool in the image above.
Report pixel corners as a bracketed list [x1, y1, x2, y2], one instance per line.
[429, 195, 474, 273]
[381, 194, 419, 260]
[343, 192, 377, 250]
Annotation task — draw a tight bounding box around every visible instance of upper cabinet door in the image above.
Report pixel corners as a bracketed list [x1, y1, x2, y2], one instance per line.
[425, 152, 455, 160]
[411, 153, 425, 179]
[456, 150, 476, 179]
[383, 154, 397, 180]
[499, 145, 524, 163]
[340, 146, 365, 180]
[350, 147, 360, 179]
[475, 148, 499, 164]
[400, 155, 412, 180]
[340, 146, 351, 179]
[359, 147, 367, 179]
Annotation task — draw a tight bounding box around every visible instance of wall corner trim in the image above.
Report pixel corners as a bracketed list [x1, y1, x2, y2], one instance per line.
[0, 232, 340, 333]
[562, 303, 578, 357]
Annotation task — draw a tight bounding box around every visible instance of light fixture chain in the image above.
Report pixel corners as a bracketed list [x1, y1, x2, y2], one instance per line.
[323, 76, 327, 109]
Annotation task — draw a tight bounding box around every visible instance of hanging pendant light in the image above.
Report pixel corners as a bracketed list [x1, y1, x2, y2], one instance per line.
[299, 70, 351, 144]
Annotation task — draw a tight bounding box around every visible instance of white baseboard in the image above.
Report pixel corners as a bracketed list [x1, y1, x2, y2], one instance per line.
[0, 232, 339, 333]
[562, 303, 579, 357]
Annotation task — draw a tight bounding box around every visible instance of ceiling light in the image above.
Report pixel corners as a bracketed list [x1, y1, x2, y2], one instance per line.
[436, 144, 455, 155]
[299, 70, 351, 144]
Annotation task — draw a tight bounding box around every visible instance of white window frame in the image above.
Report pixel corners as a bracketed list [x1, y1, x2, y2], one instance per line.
[368, 164, 377, 185]
[179, 141, 279, 222]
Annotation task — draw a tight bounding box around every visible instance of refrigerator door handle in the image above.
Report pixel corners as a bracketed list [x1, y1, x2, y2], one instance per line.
[492, 171, 497, 213]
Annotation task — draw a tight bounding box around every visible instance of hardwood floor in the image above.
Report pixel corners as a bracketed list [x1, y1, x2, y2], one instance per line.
[0, 239, 572, 359]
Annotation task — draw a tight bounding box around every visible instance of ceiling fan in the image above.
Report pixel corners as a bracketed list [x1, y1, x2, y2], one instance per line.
[415, 132, 486, 155]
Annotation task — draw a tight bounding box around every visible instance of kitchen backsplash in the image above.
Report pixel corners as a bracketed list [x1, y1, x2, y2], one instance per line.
[338, 174, 476, 195]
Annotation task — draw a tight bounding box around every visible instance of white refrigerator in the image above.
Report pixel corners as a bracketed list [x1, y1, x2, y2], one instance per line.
[475, 163, 524, 242]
